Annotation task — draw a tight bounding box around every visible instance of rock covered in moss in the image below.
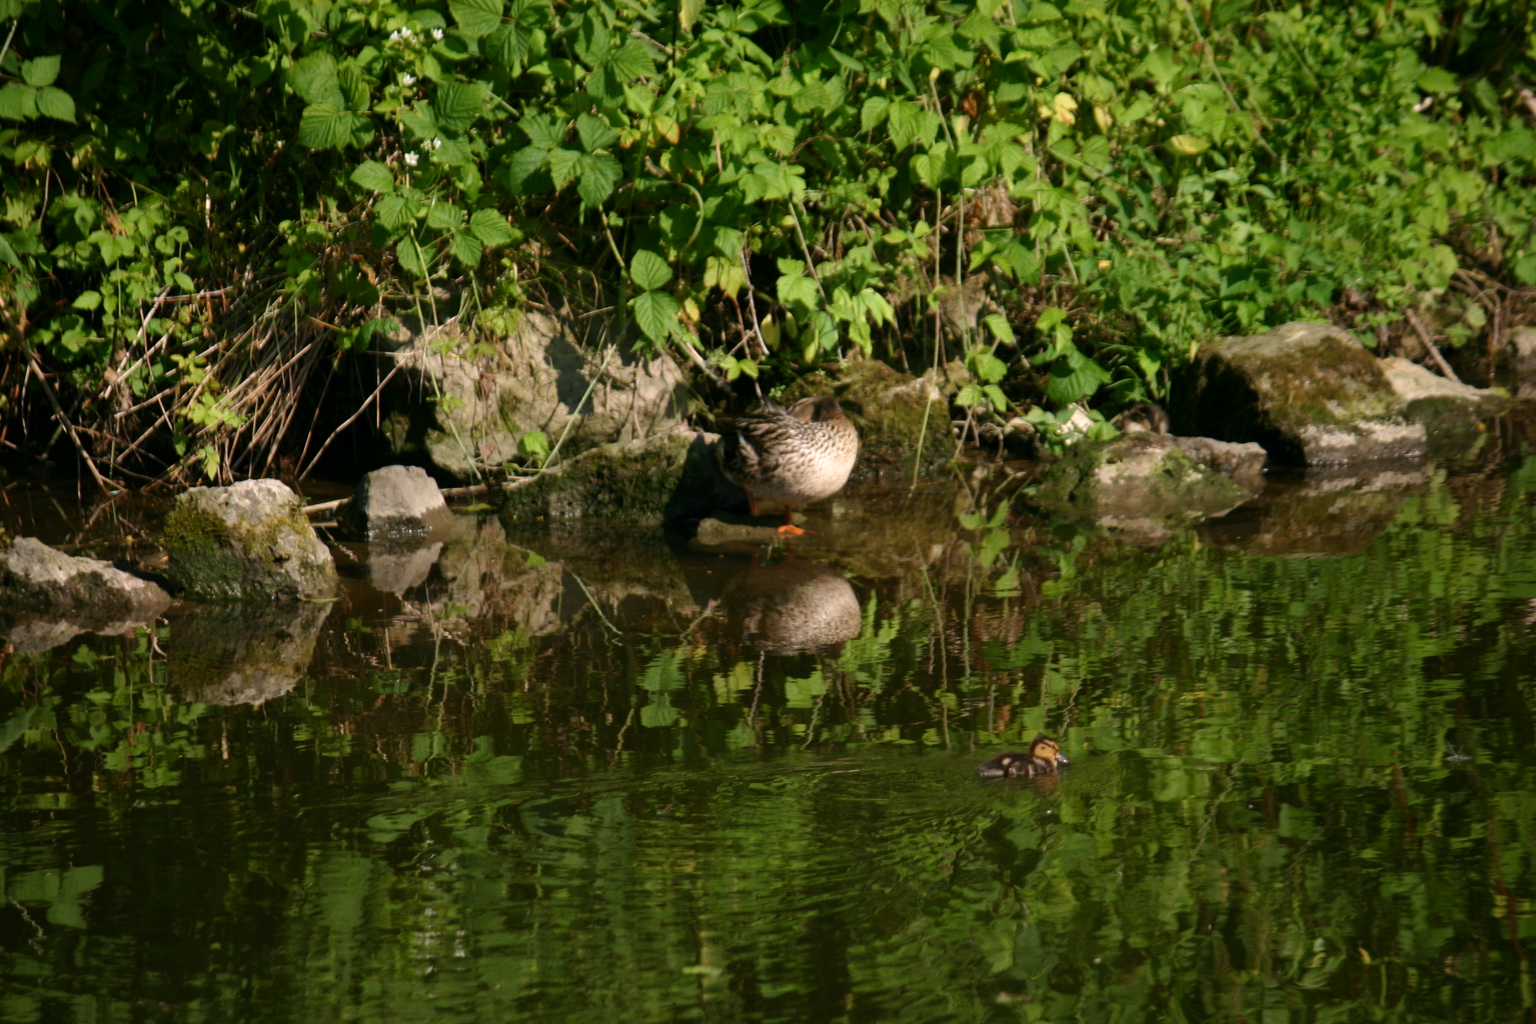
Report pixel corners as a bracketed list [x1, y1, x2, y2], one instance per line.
[0, 537, 171, 651]
[1379, 356, 1511, 456]
[338, 464, 453, 539]
[164, 479, 337, 602]
[499, 429, 745, 526]
[1172, 322, 1426, 464]
[1031, 434, 1254, 527]
[777, 359, 950, 480]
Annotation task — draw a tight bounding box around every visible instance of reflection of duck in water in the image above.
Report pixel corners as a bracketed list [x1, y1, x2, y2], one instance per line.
[977, 736, 1069, 779]
[717, 395, 859, 537]
[724, 559, 861, 655]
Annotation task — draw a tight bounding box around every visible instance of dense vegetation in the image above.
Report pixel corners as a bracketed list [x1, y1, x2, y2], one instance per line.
[1, 0, 1534, 484]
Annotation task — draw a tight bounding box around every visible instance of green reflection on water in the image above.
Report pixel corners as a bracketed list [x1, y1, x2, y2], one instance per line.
[1, 468, 1534, 1023]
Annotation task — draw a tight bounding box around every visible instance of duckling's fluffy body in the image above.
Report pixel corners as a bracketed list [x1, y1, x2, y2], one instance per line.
[717, 396, 859, 512]
[977, 735, 1069, 779]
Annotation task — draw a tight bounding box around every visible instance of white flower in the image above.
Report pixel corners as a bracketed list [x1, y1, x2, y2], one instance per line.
[401, 73, 416, 86]
[389, 29, 400, 40]
[401, 27, 414, 38]
[432, 138, 442, 149]
[431, 27, 444, 40]
[404, 152, 419, 167]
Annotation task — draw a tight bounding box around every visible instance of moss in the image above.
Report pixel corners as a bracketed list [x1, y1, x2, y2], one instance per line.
[164, 491, 335, 603]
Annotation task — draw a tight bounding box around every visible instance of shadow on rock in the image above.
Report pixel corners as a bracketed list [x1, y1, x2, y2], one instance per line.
[169, 600, 331, 706]
[1197, 463, 1428, 556]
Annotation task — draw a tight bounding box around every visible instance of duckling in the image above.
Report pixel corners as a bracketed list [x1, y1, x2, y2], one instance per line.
[976, 735, 1069, 779]
[717, 395, 859, 537]
[1111, 401, 1169, 435]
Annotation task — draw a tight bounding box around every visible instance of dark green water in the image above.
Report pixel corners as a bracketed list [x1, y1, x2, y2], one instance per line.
[3, 457, 1536, 1023]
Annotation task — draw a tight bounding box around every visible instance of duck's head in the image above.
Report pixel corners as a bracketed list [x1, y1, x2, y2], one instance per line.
[788, 395, 846, 423]
[1028, 735, 1068, 767]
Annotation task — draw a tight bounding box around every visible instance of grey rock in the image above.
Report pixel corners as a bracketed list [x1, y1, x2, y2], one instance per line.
[500, 429, 745, 526]
[169, 600, 330, 706]
[164, 479, 337, 602]
[1032, 433, 1254, 528]
[1379, 356, 1511, 455]
[1509, 326, 1536, 399]
[1171, 436, 1268, 490]
[340, 464, 453, 539]
[0, 537, 170, 650]
[379, 313, 689, 481]
[1172, 321, 1427, 464]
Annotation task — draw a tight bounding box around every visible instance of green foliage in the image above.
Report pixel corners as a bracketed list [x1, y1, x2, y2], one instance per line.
[2, 0, 1535, 471]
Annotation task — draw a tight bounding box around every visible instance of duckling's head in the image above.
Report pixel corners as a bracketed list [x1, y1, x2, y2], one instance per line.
[1029, 735, 1067, 767]
[789, 395, 846, 423]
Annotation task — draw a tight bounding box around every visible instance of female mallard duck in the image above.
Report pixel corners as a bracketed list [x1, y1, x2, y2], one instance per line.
[717, 395, 859, 537]
[976, 735, 1069, 779]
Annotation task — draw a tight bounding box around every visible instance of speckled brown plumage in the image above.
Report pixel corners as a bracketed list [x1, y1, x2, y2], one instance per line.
[976, 735, 1069, 779]
[724, 559, 862, 654]
[717, 395, 859, 528]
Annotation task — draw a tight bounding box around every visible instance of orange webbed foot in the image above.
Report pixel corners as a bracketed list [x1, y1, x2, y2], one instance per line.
[776, 524, 813, 538]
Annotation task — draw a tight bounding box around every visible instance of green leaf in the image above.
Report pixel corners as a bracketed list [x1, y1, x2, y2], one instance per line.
[426, 201, 462, 230]
[577, 153, 621, 207]
[520, 113, 564, 149]
[20, 55, 60, 88]
[1035, 306, 1066, 332]
[632, 289, 680, 343]
[547, 148, 581, 188]
[449, 228, 484, 267]
[298, 104, 363, 150]
[350, 160, 396, 193]
[518, 429, 550, 460]
[396, 236, 431, 277]
[577, 112, 618, 153]
[0, 84, 38, 121]
[34, 86, 72, 122]
[1046, 354, 1109, 405]
[485, 22, 531, 67]
[375, 195, 414, 230]
[72, 290, 101, 311]
[450, 0, 504, 37]
[861, 96, 890, 133]
[434, 81, 485, 132]
[983, 313, 1014, 346]
[630, 249, 672, 291]
[574, 14, 612, 68]
[1416, 68, 1458, 94]
[607, 39, 655, 82]
[289, 53, 344, 106]
[504, 146, 549, 192]
[468, 209, 514, 247]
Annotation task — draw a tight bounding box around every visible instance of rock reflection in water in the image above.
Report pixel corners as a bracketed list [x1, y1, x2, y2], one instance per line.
[1199, 462, 1428, 556]
[721, 558, 862, 654]
[169, 600, 331, 706]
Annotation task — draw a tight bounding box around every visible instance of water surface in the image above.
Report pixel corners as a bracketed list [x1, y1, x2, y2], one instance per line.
[2, 455, 1536, 1023]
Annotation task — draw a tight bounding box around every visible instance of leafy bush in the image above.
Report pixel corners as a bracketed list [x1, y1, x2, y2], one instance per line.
[1, 0, 1533, 481]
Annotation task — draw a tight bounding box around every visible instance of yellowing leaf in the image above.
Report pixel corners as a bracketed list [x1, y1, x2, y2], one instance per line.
[1167, 134, 1210, 156]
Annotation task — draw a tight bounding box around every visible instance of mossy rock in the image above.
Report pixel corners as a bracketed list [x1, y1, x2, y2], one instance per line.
[164, 479, 337, 603]
[1171, 322, 1426, 464]
[168, 600, 330, 706]
[778, 359, 950, 481]
[499, 429, 746, 526]
[1379, 356, 1511, 458]
[1032, 434, 1252, 526]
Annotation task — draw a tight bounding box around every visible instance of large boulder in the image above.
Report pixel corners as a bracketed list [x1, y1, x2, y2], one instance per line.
[1030, 433, 1254, 529]
[338, 464, 453, 539]
[164, 479, 337, 602]
[776, 359, 951, 480]
[1172, 322, 1426, 464]
[379, 313, 689, 481]
[500, 429, 744, 526]
[0, 537, 171, 651]
[1379, 356, 1511, 456]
